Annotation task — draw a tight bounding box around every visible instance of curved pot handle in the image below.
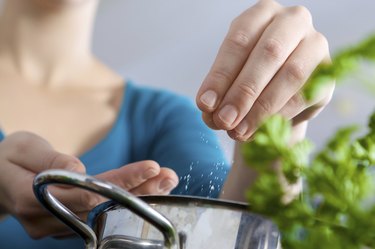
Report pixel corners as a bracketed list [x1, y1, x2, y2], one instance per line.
[33, 169, 180, 249]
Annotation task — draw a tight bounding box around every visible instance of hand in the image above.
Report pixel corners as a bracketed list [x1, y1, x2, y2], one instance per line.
[0, 131, 178, 239]
[196, 0, 334, 141]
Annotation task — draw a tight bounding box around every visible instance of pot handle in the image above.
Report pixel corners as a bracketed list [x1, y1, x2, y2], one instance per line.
[33, 169, 180, 249]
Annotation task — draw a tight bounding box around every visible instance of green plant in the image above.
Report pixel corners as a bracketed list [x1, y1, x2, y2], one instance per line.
[243, 33, 375, 248]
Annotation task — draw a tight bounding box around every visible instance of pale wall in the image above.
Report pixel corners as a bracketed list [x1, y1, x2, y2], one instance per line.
[94, 0, 375, 160]
[2, 0, 375, 160]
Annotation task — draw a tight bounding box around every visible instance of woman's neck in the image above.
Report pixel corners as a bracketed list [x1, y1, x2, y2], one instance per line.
[0, 0, 99, 87]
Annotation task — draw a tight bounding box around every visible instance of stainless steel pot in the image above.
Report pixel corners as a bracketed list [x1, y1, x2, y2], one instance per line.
[33, 169, 280, 249]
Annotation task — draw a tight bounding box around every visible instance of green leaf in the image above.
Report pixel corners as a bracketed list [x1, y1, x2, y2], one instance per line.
[242, 32, 375, 249]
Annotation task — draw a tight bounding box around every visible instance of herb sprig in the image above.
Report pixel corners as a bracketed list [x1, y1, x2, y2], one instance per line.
[304, 33, 375, 99]
[243, 33, 375, 248]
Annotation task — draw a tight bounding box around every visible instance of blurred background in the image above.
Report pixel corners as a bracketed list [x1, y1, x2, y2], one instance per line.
[5, 0, 375, 160]
[92, 0, 374, 160]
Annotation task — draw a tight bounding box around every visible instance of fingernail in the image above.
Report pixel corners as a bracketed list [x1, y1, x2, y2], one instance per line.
[235, 122, 248, 136]
[218, 105, 238, 126]
[142, 168, 158, 180]
[159, 179, 177, 192]
[200, 90, 217, 109]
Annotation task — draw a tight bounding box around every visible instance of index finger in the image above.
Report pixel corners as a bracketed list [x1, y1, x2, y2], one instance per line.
[213, 6, 313, 130]
[53, 161, 162, 212]
[196, 1, 279, 113]
[3, 132, 85, 173]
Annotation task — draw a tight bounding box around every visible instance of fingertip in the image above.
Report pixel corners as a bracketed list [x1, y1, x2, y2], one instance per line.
[158, 169, 179, 194]
[197, 90, 218, 112]
[202, 112, 220, 130]
[143, 160, 161, 173]
[159, 167, 179, 184]
[227, 130, 244, 141]
[66, 158, 86, 174]
[46, 152, 86, 174]
[132, 160, 161, 181]
[213, 106, 239, 130]
[143, 160, 161, 169]
[227, 129, 252, 142]
[158, 179, 178, 194]
[234, 120, 248, 136]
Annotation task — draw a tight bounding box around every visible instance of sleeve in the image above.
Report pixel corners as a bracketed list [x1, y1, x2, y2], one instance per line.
[145, 91, 230, 198]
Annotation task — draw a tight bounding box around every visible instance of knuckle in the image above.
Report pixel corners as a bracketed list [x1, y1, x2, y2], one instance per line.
[313, 32, 330, 53]
[288, 93, 306, 109]
[262, 38, 284, 61]
[237, 82, 258, 99]
[210, 69, 234, 85]
[287, 5, 312, 23]
[255, 97, 273, 114]
[285, 61, 306, 82]
[226, 30, 251, 50]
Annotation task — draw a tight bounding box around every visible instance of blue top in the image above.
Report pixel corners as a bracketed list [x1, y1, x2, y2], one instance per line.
[0, 81, 229, 248]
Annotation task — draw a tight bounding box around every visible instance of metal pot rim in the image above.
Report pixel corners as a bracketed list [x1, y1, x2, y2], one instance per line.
[87, 195, 250, 228]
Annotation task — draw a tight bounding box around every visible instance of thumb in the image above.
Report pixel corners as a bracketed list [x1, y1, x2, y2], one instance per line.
[3, 131, 85, 174]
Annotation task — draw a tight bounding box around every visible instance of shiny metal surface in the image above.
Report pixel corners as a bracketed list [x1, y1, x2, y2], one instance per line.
[99, 235, 164, 249]
[91, 196, 280, 249]
[33, 169, 180, 249]
[33, 170, 280, 249]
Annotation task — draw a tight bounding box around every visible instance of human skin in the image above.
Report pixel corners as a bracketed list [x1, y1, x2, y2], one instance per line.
[0, 0, 334, 239]
[0, 0, 179, 238]
[197, 0, 334, 140]
[0, 132, 178, 238]
[196, 0, 334, 201]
